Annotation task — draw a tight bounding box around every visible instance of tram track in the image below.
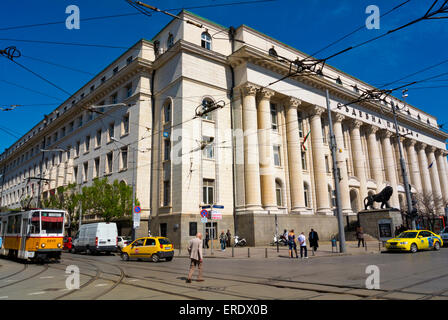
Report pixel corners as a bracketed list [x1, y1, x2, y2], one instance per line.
[0, 263, 49, 289]
[79, 255, 448, 300]
[0, 259, 28, 281]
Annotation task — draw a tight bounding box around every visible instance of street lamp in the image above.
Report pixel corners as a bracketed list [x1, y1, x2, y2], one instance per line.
[37, 148, 65, 208]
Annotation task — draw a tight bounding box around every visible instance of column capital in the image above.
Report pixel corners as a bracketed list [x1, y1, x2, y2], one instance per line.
[415, 141, 427, 151]
[240, 83, 259, 96]
[349, 119, 363, 130]
[379, 129, 394, 139]
[426, 145, 437, 153]
[284, 96, 302, 109]
[435, 149, 445, 157]
[258, 88, 275, 100]
[308, 105, 325, 117]
[366, 125, 380, 135]
[334, 113, 345, 123]
[404, 138, 416, 147]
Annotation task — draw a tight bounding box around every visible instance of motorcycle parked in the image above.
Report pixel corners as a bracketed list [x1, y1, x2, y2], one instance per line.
[271, 234, 288, 246]
[234, 235, 247, 247]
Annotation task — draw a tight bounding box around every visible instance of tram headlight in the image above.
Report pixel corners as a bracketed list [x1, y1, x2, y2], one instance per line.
[57, 243, 61, 248]
[41, 243, 46, 248]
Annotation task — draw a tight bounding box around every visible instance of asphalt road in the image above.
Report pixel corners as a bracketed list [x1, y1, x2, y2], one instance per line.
[0, 247, 447, 300]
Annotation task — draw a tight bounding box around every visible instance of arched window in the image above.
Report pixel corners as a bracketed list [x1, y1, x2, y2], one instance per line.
[336, 77, 342, 85]
[275, 180, 282, 207]
[201, 32, 211, 50]
[201, 98, 214, 121]
[154, 40, 160, 56]
[350, 189, 359, 213]
[167, 33, 174, 48]
[163, 102, 171, 123]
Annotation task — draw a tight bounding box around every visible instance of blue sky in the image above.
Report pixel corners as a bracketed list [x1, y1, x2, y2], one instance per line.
[0, 0, 447, 151]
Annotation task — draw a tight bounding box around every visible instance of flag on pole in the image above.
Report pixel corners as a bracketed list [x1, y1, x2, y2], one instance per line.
[428, 161, 434, 169]
[302, 130, 311, 151]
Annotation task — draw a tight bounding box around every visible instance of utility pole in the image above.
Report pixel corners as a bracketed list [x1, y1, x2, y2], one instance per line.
[326, 89, 346, 253]
[392, 92, 416, 230]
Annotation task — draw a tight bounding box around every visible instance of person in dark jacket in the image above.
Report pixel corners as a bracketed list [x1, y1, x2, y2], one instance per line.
[309, 229, 319, 252]
[356, 226, 365, 248]
[204, 231, 210, 249]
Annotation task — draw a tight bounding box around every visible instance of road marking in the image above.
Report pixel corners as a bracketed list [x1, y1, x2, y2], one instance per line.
[0, 296, 8, 299]
[39, 276, 54, 279]
[95, 283, 109, 287]
[28, 292, 46, 296]
[128, 279, 139, 282]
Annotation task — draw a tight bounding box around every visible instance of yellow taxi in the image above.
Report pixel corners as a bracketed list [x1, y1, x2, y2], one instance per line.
[120, 237, 174, 262]
[385, 230, 443, 253]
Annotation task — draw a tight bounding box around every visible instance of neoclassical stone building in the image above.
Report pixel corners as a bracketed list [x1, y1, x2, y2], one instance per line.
[1, 11, 447, 247]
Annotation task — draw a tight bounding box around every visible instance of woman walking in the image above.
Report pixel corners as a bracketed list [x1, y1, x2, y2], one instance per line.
[219, 231, 226, 251]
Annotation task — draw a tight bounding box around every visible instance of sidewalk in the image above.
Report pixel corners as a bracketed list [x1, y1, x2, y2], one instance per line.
[174, 240, 383, 259]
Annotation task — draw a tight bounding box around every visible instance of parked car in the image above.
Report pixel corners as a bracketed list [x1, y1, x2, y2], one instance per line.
[72, 222, 118, 255]
[121, 237, 174, 262]
[385, 230, 443, 253]
[63, 236, 72, 251]
[117, 236, 131, 251]
[439, 227, 448, 246]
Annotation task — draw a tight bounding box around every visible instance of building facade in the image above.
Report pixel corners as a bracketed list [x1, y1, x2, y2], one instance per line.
[1, 11, 447, 247]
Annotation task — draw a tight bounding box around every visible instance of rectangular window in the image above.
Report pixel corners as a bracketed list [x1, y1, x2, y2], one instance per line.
[126, 56, 133, 65]
[325, 155, 330, 173]
[273, 145, 281, 166]
[113, 66, 119, 75]
[78, 116, 83, 128]
[164, 140, 171, 161]
[163, 181, 170, 207]
[90, 85, 95, 93]
[61, 127, 66, 138]
[298, 111, 303, 138]
[122, 114, 129, 135]
[66, 146, 71, 161]
[85, 136, 90, 153]
[111, 93, 118, 105]
[301, 151, 307, 171]
[107, 152, 113, 174]
[203, 179, 214, 205]
[75, 141, 80, 157]
[121, 147, 128, 170]
[73, 165, 78, 183]
[94, 157, 100, 178]
[125, 83, 132, 98]
[83, 162, 88, 182]
[189, 222, 197, 237]
[96, 129, 102, 147]
[164, 104, 171, 123]
[322, 123, 327, 144]
[271, 103, 278, 131]
[108, 122, 115, 141]
[101, 76, 106, 84]
[69, 121, 74, 132]
[202, 137, 214, 159]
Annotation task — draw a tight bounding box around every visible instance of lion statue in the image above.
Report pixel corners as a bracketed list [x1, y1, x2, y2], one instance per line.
[363, 186, 393, 210]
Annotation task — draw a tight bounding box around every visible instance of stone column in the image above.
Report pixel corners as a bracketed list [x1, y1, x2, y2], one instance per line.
[404, 139, 422, 193]
[366, 126, 383, 191]
[285, 97, 305, 213]
[257, 88, 277, 211]
[333, 113, 352, 215]
[436, 149, 448, 204]
[416, 142, 432, 197]
[349, 120, 367, 202]
[380, 130, 399, 208]
[309, 106, 331, 215]
[427, 146, 443, 213]
[241, 84, 262, 211]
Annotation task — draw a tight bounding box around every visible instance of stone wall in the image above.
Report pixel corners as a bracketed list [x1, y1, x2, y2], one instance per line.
[236, 213, 340, 246]
[358, 209, 403, 240]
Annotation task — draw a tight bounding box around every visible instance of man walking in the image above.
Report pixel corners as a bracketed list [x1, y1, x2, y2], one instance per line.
[298, 232, 308, 259]
[309, 228, 319, 252]
[356, 225, 365, 248]
[226, 229, 231, 247]
[204, 231, 210, 249]
[187, 233, 204, 283]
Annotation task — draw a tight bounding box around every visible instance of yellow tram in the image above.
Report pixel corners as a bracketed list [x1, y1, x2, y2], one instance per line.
[0, 209, 66, 261]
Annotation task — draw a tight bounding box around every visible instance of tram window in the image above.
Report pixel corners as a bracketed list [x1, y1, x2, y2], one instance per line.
[31, 212, 40, 233]
[41, 220, 63, 234]
[7, 216, 14, 233]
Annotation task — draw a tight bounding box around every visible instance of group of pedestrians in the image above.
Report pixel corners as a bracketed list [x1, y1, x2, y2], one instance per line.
[285, 228, 320, 259]
[219, 230, 232, 251]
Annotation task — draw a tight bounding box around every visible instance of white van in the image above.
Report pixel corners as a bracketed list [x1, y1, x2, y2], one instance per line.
[72, 222, 118, 254]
